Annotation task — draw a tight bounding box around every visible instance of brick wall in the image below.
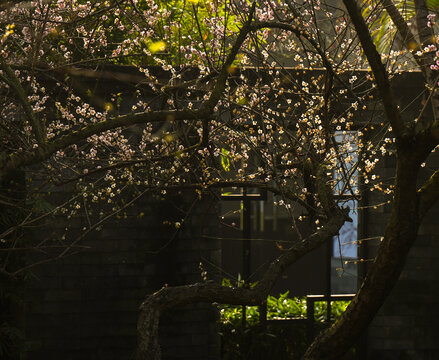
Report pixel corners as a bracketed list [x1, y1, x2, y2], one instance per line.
[21, 70, 439, 360]
[364, 74, 439, 359]
[365, 166, 439, 360]
[25, 193, 221, 360]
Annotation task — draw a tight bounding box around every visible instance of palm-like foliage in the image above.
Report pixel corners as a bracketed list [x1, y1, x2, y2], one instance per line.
[362, 0, 439, 53]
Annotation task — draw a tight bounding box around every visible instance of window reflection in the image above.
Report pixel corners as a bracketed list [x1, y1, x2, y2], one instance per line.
[333, 200, 358, 259]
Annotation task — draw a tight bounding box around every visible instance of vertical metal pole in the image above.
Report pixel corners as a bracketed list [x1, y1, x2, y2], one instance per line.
[258, 200, 267, 328]
[242, 189, 251, 328]
[243, 197, 251, 281]
[241, 306, 246, 328]
[259, 201, 264, 232]
[358, 176, 368, 360]
[307, 297, 315, 344]
[259, 301, 267, 331]
[326, 239, 332, 323]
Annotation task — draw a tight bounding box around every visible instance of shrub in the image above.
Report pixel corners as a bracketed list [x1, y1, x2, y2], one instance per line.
[218, 291, 350, 359]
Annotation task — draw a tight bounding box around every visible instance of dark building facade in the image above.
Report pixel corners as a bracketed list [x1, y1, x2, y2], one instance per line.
[16, 70, 439, 360]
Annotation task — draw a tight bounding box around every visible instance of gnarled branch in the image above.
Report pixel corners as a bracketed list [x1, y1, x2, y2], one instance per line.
[136, 206, 348, 359]
[343, 0, 407, 145]
[0, 59, 46, 144]
[0, 4, 257, 183]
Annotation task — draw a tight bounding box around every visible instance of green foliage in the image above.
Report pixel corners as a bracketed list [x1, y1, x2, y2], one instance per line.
[221, 148, 231, 172]
[362, 0, 415, 53]
[220, 290, 350, 324]
[218, 291, 351, 359]
[362, 0, 439, 53]
[98, 0, 241, 66]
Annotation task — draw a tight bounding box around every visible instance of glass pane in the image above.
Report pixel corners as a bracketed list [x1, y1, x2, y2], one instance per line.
[333, 199, 357, 259]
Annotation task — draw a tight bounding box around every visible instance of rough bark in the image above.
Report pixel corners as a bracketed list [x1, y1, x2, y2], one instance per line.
[136, 207, 349, 359]
[381, 0, 439, 126]
[301, 2, 439, 358]
[342, 0, 407, 143]
[303, 153, 422, 359]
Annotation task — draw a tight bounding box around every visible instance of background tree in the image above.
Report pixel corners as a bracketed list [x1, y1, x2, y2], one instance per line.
[0, 0, 439, 359]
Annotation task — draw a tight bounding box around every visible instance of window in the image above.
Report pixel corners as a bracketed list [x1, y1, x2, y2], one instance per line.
[331, 132, 359, 294]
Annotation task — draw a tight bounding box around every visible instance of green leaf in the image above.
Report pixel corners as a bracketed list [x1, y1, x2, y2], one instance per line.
[221, 148, 230, 172]
[428, 0, 439, 8]
[222, 278, 232, 287]
[362, 0, 415, 53]
[148, 41, 166, 54]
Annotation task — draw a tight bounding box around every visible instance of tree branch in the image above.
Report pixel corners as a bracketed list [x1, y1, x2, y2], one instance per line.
[342, 0, 407, 145]
[413, 0, 434, 49]
[418, 168, 439, 218]
[0, 58, 46, 144]
[249, 21, 361, 105]
[304, 155, 422, 359]
[136, 207, 349, 359]
[251, 21, 333, 74]
[0, 109, 200, 181]
[53, 143, 201, 186]
[413, 0, 439, 127]
[198, 2, 256, 114]
[381, 0, 439, 129]
[0, 3, 257, 183]
[381, 0, 422, 62]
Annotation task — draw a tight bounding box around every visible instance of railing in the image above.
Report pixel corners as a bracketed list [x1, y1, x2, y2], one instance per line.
[306, 294, 355, 344]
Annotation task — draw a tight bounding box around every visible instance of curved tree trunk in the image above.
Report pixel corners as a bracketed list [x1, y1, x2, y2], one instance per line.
[136, 306, 161, 360]
[135, 208, 349, 359]
[303, 154, 422, 359]
[135, 148, 439, 360]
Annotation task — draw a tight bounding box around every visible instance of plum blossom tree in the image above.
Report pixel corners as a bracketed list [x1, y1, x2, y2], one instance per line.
[1, 0, 439, 359]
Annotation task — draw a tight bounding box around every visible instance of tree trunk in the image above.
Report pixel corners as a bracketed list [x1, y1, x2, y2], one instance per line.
[303, 154, 422, 359]
[136, 208, 349, 359]
[136, 305, 161, 360]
